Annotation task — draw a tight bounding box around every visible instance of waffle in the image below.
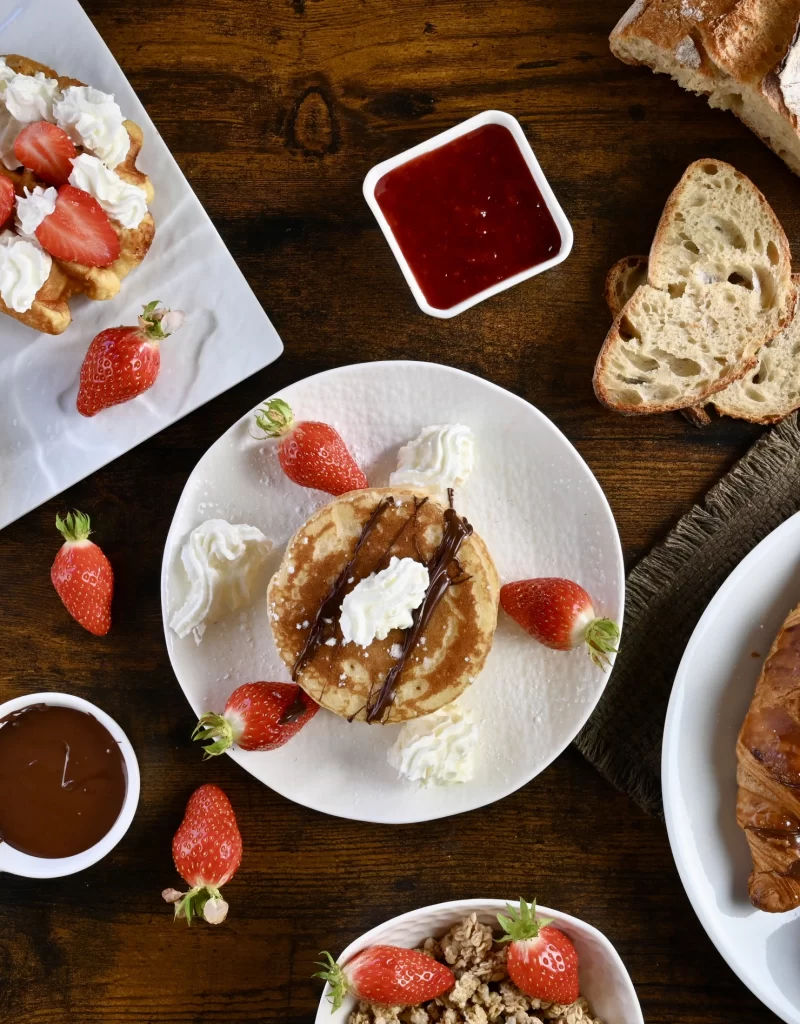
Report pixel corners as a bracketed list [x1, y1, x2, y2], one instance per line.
[0, 55, 155, 334]
[268, 488, 500, 724]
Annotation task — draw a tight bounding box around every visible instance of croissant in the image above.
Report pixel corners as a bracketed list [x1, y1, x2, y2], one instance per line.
[737, 603, 800, 912]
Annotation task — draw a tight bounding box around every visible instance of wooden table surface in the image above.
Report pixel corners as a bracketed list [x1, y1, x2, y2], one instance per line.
[1, 1, 796, 1021]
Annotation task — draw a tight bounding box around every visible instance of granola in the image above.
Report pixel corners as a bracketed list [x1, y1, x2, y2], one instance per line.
[346, 915, 603, 1024]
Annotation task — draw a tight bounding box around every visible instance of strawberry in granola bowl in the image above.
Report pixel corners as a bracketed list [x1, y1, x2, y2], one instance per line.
[314, 898, 642, 1024]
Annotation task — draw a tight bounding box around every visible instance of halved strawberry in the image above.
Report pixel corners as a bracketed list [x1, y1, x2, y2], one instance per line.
[0, 176, 14, 228]
[35, 184, 120, 267]
[13, 122, 77, 186]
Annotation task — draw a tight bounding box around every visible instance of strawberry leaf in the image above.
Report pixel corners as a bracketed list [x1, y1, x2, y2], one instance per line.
[585, 618, 620, 669]
[496, 898, 551, 943]
[191, 712, 235, 758]
[313, 951, 347, 1011]
[55, 509, 92, 543]
[254, 398, 294, 438]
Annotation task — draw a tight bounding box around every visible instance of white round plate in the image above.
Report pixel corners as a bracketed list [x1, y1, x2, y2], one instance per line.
[663, 512, 800, 1023]
[161, 361, 624, 823]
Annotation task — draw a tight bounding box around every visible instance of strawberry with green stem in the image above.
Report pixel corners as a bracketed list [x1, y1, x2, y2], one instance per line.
[497, 898, 579, 1005]
[315, 944, 454, 1010]
[162, 784, 242, 925]
[51, 510, 113, 636]
[254, 398, 368, 496]
[77, 301, 185, 416]
[192, 681, 318, 756]
[500, 577, 619, 668]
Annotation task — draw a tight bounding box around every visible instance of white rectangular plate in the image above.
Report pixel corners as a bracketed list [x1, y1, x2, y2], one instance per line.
[0, 0, 283, 530]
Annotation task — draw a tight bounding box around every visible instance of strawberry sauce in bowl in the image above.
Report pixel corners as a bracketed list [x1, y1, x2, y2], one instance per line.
[364, 111, 573, 318]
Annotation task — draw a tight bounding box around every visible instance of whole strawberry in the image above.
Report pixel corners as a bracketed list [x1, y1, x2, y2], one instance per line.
[51, 510, 113, 636]
[162, 784, 242, 925]
[192, 681, 318, 756]
[254, 398, 368, 496]
[497, 899, 579, 1005]
[500, 577, 619, 668]
[316, 944, 454, 1010]
[77, 301, 185, 417]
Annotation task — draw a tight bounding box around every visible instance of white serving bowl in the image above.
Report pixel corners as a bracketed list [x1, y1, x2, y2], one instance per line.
[0, 692, 140, 878]
[315, 898, 643, 1023]
[362, 110, 573, 318]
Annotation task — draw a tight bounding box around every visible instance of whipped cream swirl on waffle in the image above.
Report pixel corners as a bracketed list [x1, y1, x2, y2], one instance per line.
[390, 424, 475, 491]
[15, 186, 57, 239]
[170, 519, 272, 643]
[0, 230, 52, 313]
[69, 154, 147, 228]
[54, 86, 130, 169]
[0, 63, 61, 170]
[340, 555, 429, 648]
[388, 703, 478, 785]
[5, 71, 60, 123]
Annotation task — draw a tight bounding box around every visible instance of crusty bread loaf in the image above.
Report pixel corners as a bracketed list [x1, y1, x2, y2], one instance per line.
[594, 159, 793, 414]
[605, 257, 800, 424]
[610, 0, 800, 177]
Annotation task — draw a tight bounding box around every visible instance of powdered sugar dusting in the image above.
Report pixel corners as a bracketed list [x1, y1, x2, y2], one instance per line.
[779, 20, 800, 118]
[675, 35, 701, 69]
[680, 0, 704, 20]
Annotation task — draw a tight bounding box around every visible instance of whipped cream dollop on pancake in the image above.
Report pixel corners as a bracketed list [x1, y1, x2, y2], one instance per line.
[340, 555, 429, 648]
[268, 487, 499, 724]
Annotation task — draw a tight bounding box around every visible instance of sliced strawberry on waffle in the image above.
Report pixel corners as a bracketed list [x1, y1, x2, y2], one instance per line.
[36, 184, 120, 268]
[0, 177, 15, 229]
[13, 122, 76, 186]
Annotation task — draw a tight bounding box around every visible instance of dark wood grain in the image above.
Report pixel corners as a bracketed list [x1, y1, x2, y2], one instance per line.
[0, 0, 793, 1021]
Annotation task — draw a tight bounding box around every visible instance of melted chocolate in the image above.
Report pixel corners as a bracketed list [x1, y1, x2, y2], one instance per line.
[280, 498, 397, 723]
[0, 705, 126, 858]
[742, 705, 800, 787]
[365, 505, 473, 723]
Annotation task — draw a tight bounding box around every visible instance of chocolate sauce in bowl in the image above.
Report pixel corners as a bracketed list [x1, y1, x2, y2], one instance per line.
[0, 705, 126, 859]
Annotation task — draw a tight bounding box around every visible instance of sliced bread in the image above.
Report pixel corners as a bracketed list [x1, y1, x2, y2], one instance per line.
[610, 0, 800, 178]
[605, 257, 800, 424]
[605, 254, 713, 425]
[604, 255, 648, 317]
[594, 159, 793, 414]
[712, 278, 800, 423]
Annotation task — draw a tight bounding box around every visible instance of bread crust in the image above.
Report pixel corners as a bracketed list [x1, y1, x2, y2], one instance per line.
[604, 254, 648, 319]
[610, 0, 800, 176]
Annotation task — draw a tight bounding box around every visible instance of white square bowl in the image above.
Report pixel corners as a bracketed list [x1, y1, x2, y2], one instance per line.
[363, 111, 573, 319]
[314, 898, 643, 1023]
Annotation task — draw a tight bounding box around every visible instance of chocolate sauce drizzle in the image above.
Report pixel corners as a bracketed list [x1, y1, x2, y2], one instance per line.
[282, 492, 473, 725]
[280, 497, 396, 723]
[365, 502, 473, 723]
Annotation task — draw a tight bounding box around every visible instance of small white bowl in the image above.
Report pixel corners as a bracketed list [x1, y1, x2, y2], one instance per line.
[363, 110, 573, 319]
[0, 692, 140, 878]
[315, 898, 643, 1023]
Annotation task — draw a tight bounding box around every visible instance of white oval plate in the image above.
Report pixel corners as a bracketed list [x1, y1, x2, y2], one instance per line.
[161, 361, 624, 823]
[315, 898, 643, 1023]
[663, 512, 800, 1023]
